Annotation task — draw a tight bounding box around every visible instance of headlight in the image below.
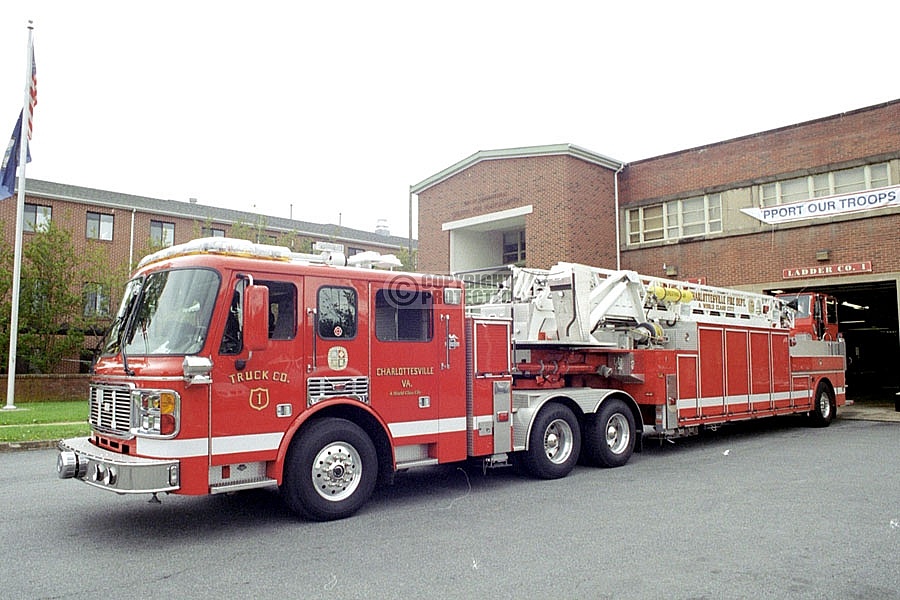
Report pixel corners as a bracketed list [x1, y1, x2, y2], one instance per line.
[132, 389, 180, 437]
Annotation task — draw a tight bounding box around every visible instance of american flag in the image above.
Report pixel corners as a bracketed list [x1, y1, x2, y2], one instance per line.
[26, 45, 36, 140]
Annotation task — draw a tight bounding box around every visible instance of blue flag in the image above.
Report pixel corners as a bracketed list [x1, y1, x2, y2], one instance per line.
[0, 110, 31, 200]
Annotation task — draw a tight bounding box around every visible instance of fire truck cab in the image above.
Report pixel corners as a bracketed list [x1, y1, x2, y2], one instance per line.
[778, 291, 840, 341]
[58, 238, 503, 520]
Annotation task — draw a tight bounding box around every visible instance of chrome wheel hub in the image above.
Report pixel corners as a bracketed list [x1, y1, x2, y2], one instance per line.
[606, 413, 631, 455]
[819, 393, 832, 419]
[311, 442, 362, 502]
[543, 418, 574, 464]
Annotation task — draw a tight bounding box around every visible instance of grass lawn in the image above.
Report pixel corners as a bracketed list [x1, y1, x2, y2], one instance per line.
[0, 401, 91, 443]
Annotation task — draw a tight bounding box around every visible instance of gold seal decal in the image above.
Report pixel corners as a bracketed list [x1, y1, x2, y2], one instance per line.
[327, 346, 348, 371]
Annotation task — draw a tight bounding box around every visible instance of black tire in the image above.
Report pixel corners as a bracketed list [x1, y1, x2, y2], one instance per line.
[521, 404, 581, 479]
[281, 418, 377, 521]
[808, 383, 835, 428]
[583, 398, 636, 468]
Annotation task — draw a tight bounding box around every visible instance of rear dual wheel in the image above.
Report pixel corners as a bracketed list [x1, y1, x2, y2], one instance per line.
[583, 398, 636, 468]
[522, 404, 582, 479]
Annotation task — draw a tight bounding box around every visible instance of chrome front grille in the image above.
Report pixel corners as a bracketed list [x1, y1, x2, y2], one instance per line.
[307, 376, 369, 406]
[89, 384, 133, 436]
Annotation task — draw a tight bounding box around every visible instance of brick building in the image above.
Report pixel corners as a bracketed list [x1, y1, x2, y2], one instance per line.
[412, 100, 900, 398]
[0, 178, 412, 372]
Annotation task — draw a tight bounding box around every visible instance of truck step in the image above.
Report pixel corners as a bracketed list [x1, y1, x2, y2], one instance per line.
[395, 457, 440, 470]
[210, 477, 278, 494]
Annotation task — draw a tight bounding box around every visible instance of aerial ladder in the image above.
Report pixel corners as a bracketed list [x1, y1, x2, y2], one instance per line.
[469, 262, 792, 350]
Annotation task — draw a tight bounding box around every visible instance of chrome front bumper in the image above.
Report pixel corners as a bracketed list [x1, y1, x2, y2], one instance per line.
[57, 437, 180, 494]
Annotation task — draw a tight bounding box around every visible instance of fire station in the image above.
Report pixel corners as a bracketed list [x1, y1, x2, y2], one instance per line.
[411, 100, 900, 401]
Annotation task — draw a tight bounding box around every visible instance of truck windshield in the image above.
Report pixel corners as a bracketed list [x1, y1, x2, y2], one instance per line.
[102, 269, 220, 356]
[780, 294, 811, 318]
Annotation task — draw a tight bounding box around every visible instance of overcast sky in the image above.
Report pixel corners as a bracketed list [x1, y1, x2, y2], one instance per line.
[2, 1, 897, 239]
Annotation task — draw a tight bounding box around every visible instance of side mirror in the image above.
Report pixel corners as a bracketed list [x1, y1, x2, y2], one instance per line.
[244, 284, 270, 351]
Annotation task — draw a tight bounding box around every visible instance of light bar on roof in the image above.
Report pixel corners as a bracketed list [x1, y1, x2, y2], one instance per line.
[137, 237, 293, 269]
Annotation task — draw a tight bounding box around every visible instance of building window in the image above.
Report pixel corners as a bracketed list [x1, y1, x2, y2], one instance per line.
[201, 226, 225, 237]
[760, 163, 890, 207]
[86, 212, 114, 241]
[24, 203, 52, 232]
[83, 283, 110, 318]
[627, 194, 722, 245]
[150, 220, 175, 247]
[502, 230, 526, 264]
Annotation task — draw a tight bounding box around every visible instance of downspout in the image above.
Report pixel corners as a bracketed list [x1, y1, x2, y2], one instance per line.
[613, 162, 626, 270]
[408, 185, 414, 269]
[129, 208, 136, 268]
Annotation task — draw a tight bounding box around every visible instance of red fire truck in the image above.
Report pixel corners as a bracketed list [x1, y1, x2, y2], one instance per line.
[57, 238, 846, 520]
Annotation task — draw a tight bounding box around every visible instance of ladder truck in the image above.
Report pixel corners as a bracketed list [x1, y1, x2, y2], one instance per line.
[56, 238, 846, 520]
[468, 263, 846, 444]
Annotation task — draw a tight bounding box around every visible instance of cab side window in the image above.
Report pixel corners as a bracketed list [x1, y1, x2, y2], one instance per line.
[219, 279, 297, 354]
[266, 280, 296, 340]
[825, 297, 839, 326]
[317, 286, 357, 339]
[374, 289, 433, 342]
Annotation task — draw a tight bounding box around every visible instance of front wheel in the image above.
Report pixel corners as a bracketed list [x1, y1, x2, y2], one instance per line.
[281, 418, 377, 521]
[521, 404, 581, 479]
[583, 398, 636, 468]
[808, 383, 835, 428]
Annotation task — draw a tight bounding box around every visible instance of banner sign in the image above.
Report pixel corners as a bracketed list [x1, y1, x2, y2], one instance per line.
[313, 241, 344, 253]
[742, 185, 899, 224]
[782, 261, 872, 280]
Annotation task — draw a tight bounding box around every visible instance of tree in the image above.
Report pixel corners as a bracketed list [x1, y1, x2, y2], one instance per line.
[15, 221, 88, 373]
[0, 233, 13, 367]
[275, 230, 312, 253]
[396, 246, 417, 271]
[0, 221, 132, 374]
[79, 242, 131, 367]
[229, 216, 270, 243]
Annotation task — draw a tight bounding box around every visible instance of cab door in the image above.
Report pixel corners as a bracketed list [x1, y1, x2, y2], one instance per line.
[369, 283, 467, 466]
[303, 277, 370, 407]
[211, 274, 303, 471]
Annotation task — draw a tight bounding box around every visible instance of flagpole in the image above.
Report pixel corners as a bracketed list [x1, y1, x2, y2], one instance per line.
[4, 22, 35, 410]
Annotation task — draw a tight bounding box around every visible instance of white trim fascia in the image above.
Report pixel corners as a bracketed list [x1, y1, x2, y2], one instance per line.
[412, 143, 625, 194]
[442, 205, 533, 231]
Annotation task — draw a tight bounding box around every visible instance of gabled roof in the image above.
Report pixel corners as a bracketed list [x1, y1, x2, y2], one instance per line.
[23, 178, 415, 249]
[410, 143, 625, 194]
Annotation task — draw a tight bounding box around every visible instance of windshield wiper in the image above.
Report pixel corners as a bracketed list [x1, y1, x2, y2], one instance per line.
[119, 280, 144, 376]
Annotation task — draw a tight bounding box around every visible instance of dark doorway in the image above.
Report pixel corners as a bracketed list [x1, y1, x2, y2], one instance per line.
[768, 280, 899, 401]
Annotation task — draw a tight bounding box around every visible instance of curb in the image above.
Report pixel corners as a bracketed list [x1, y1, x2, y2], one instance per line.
[839, 411, 900, 423]
[0, 439, 60, 453]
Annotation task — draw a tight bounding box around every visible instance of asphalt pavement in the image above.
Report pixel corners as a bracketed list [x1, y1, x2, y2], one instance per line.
[4, 408, 899, 599]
